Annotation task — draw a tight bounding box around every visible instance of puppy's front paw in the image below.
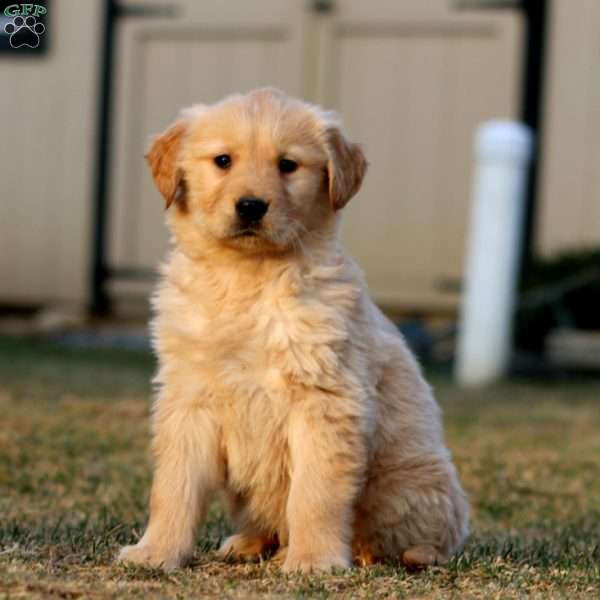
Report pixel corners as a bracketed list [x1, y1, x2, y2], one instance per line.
[118, 543, 186, 570]
[282, 551, 350, 573]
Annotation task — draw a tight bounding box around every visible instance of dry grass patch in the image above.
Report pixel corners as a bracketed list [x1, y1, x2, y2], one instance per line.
[0, 336, 599, 598]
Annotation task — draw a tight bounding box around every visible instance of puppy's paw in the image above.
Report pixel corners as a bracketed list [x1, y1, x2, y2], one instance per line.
[118, 543, 186, 570]
[218, 533, 276, 560]
[282, 551, 350, 573]
[402, 545, 445, 569]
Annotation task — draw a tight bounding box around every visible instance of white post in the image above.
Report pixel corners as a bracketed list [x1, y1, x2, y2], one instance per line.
[456, 121, 534, 386]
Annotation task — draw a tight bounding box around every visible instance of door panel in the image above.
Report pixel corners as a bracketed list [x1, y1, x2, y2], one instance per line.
[108, 0, 522, 310]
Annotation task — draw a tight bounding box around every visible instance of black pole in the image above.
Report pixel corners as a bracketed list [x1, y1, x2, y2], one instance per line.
[518, 0, 548, 280]
[90, 0, 117, 316]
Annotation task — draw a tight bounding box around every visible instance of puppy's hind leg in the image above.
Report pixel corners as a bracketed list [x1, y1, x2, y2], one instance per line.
[356, 458, 469, 568]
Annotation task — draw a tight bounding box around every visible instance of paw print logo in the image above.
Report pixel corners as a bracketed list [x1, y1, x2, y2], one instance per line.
[4, 15, 45, 49]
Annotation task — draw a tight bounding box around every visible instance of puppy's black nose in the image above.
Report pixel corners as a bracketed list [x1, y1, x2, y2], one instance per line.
[236, 197, 268, 222]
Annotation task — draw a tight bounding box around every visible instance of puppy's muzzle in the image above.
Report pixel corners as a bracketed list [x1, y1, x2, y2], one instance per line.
[236, 197, 269, 225]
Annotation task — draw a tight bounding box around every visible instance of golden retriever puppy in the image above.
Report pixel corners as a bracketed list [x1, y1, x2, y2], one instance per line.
[118, 88, 469, 572]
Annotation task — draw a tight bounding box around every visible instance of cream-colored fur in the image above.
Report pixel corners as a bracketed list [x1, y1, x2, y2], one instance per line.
[118, 89, 469, 572]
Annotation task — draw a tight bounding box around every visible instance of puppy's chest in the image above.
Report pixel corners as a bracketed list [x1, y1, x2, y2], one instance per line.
[174, 283, 350, 393]
[220, 386, 292, 510]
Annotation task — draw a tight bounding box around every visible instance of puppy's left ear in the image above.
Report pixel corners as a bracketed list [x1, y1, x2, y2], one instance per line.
[323, 123, 368, 211]
[145, 120, 188, 209]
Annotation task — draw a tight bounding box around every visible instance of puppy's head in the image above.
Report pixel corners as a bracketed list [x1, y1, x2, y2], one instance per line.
[146, 88, 367, 256]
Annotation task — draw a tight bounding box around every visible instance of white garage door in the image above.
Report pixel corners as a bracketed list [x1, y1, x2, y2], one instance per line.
[108, 0, 522, 311]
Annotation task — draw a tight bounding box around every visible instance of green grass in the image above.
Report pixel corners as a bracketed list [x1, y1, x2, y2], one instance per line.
[1, 335, 599, 598]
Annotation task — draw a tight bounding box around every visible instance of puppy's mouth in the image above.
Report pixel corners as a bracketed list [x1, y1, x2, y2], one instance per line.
[232, 223, 264, 238]
[224, 224, 292, 253]
[236, 229, 258, 237]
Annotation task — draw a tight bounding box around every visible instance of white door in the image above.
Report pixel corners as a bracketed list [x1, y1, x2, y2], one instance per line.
[108, 0, 522, 311]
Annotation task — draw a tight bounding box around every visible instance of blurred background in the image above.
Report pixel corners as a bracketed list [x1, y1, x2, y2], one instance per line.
[1, 0, 599, 374]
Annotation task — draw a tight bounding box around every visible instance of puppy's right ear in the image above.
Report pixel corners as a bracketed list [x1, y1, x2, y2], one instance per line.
[145, 120, 188, 209]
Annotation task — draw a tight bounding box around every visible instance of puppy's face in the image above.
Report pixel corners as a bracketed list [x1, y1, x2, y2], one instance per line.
[146, 89, 367, 255]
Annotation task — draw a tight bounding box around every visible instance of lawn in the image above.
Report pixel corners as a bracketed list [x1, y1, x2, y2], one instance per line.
[0, 335, 599, 599]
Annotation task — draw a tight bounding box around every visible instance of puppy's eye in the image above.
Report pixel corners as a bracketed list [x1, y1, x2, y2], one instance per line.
[214, 154, 232, 169]
[279, 158, 298, 174]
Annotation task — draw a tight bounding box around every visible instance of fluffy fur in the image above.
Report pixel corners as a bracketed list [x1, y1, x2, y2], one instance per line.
[118, 89, 469, 572]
